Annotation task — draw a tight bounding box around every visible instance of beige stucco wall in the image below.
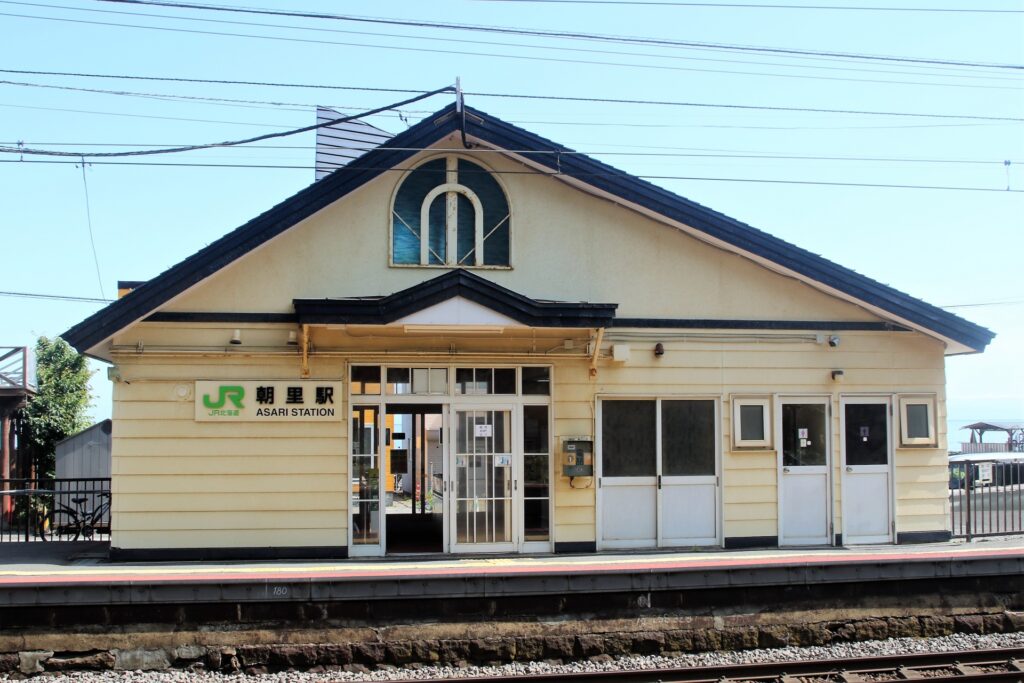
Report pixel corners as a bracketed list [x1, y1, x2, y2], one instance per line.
[151, 140, 879, 325]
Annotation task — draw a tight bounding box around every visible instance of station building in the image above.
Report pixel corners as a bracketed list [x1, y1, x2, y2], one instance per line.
[63, 103, 993, 560]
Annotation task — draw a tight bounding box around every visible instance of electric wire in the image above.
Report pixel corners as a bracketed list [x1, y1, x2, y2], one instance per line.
[7, 8, 1017, 90]
[473, 0, 1024, 11]
[8, 1, 1019, 86]
[95, 0, 1024, 71]
[2, 68, 1018, 124]
[3, 159, 1020, 194]
[78, 158, 105, 298]
[0, 86, 453, 157]
[3, 140, 1017, 167]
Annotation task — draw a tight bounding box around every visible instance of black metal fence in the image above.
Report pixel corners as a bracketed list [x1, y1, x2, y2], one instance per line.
[949, 461, 1024, 540]
[0, 478, 111, 542]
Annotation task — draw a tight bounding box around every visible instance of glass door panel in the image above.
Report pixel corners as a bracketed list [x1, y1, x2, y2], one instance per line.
[452, 408, 515, 552]
[351, 405, 382, 552]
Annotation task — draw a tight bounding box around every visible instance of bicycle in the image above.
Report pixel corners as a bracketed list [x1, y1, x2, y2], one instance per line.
[38, 492, 111, 541]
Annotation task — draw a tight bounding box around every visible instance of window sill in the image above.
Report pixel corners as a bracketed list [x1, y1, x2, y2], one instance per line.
[389, 263, 513, 270]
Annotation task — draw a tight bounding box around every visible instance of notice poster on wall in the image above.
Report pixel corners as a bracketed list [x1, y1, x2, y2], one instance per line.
[195, 380, 344, 421]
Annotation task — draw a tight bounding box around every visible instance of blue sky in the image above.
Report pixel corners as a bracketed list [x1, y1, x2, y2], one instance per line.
[1, 0, 1022, 447]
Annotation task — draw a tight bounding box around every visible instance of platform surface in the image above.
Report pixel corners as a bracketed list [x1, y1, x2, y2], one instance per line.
[1, 536, 1023, 589]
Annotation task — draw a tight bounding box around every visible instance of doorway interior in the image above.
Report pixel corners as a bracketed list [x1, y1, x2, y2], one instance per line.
[385, 404, 444, 554]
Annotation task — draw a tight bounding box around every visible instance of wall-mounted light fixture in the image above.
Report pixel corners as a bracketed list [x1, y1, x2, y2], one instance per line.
[229, 329, 242, 345]
[653, 342, 665, 357]
[831, 369, 845, 382]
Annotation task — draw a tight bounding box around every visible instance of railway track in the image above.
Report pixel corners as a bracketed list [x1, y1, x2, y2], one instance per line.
[433, 648, 1024, 683]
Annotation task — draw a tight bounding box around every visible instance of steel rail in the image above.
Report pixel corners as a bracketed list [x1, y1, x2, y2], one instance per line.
[429, 647, 1024, 683]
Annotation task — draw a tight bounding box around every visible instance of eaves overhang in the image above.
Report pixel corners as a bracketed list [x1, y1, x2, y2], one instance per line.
[293, 269, 617, 329]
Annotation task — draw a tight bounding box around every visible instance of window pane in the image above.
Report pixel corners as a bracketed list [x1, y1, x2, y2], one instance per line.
[458, 159, 510, 266]
[456, 193, 475, 265]
[662, 400, 715, 476]
[494, 368, 516, 394]
[601, 400, 656, 477]
[782, 403, 827, 467]
[523, 405, 549, 454]
[523, 498, 549, 541]
[351, 366, 380, 395]
[429, 368, 448, 395]
[387, 367, 411, 395]
[455, 368, 474, 395]
[392, 159, 445, 264]
[845, 403, 888, 466]
[474, 368, 493, 395]
[523, 454, 549, 497]
[427, 195, 447, 265]
[521, 366, 550, 395]
[907, 403, 931, 439]
[739, 404, 765, 441]
[411, 368, 429, 394]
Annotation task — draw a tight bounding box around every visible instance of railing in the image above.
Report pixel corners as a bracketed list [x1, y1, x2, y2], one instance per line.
[949, 461, 1024, 540]
[0, 346, 34, 392]
[958, 442, 1016, 454]
[0, 478, 111, 542]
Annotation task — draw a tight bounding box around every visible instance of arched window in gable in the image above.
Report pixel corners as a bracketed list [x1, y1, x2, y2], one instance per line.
[391, 155, 511, 267]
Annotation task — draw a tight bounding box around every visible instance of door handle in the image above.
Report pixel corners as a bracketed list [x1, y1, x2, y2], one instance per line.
[657, 474, 662, 489]
[846, 466, 853, 473]
[783, 467, 791, 473]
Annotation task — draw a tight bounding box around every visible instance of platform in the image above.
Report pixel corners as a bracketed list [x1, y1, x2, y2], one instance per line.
[2, 537, 1024, 608]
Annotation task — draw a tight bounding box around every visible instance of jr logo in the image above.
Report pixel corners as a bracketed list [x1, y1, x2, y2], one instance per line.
[202, 385, 245, 410]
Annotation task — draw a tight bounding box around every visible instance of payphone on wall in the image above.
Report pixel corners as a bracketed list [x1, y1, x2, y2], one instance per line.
[561, 437, 594, 477]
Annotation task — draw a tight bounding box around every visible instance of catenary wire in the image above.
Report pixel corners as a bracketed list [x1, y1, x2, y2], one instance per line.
[9, 1, 1019, 86]
[473, 0, 1024, 12]
[6, 9, 1018, 91]
[3, 159, 1021, 194]
[95, 0, 1024, 70]
[0, 87, 453, 157]
[3, 141, 1018, 166]
[2, 69, 1019, 123]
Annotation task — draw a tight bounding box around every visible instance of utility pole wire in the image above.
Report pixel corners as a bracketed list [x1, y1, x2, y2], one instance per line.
[97, 0, 1024, 70]
[79, 158, 105, 298]
[0, 86, 454, 158]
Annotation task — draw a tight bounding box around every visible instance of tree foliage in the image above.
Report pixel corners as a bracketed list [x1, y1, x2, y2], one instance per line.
[24, 336, 92, 478]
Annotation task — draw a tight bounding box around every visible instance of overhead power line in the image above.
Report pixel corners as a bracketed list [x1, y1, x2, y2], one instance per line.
[9, 1, 1019, 87]
[3, 159, 1022, 194]
[0, 290, 112, 303]
[2, 71, 1020, 124]
[5, 7, 1016, 90]
[96, 0, 1024, 70]
[0, 86, 453, 157]
[474, 0, 1024, 12]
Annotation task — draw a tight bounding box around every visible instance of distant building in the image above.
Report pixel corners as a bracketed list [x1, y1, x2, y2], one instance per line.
[55, 420, 112, 481]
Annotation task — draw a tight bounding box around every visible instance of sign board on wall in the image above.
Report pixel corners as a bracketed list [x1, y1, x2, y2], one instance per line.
[195, 381, 343, 422]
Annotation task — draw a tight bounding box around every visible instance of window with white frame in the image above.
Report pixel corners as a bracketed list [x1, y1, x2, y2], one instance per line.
[391, 155, 511, 267]
[732, 396, 772, 448]
[898, 394, 937, 447]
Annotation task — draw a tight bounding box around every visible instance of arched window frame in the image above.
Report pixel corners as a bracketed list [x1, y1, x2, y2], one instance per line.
[390, 154, 512, 269]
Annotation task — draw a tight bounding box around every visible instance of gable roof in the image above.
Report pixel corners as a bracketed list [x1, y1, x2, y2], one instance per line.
[293, 269, 617, 328]
[62, 102, 993, 355]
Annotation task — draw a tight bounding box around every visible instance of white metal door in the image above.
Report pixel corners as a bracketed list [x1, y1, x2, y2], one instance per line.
[778, 398, 831, 546]
[599, 399, 719, 550]
[841, 398, 894, 544]
[659, 399, 719, 546]
[450, 406, 517, 553]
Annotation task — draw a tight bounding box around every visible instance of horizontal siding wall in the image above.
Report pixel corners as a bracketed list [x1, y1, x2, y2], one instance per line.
[110, 355, 347, 550]
[107, 327, 948, 552]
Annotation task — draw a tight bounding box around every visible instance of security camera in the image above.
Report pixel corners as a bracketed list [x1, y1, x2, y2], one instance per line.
[828, 335, 840, 348]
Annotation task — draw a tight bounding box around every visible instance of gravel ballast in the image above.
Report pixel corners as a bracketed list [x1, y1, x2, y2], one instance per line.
[5, 631, 1024, 682]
